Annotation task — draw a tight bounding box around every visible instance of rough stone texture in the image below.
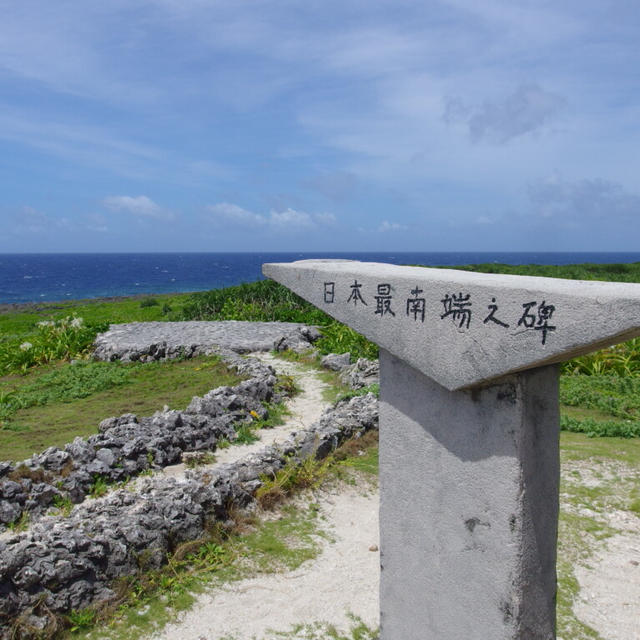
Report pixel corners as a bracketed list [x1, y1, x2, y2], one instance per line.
[93, 321, 319, 362]
[321, 352, 351, 371]
[0, 392, 378, 636]
[263, 259, 640, 390]
[338, 358, 379, 389]
[0, 348, 283, 531]
[378, 350, 559, 640]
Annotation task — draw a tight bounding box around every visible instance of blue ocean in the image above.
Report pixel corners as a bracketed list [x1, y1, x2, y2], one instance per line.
[2, 252, 640, 305]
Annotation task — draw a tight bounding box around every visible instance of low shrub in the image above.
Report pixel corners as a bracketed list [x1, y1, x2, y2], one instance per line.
[560, 375, 640, 420]
[560, 415, 640, 438]
[0, 316, 109, 375]
[562, 338, 640, 376]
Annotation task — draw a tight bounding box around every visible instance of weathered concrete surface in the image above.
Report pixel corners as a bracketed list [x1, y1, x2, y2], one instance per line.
[378, 350, 559, 640]
[263, 260, 640, 390]
[93, 320, 319, 361]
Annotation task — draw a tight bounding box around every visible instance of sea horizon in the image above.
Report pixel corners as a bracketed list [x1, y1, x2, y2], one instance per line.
[2, 251, 640, 306]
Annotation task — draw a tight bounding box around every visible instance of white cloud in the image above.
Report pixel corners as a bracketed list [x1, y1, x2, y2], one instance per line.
[207, 202, 267, 225]
[207, 203, 335, 232]
[314, 212, 337, 226]
[378, 220, 408, 232]
[103, 195, 174, 220]
[269, 208, 314, 229]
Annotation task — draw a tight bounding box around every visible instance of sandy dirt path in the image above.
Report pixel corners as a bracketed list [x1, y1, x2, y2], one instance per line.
[149, 353, 380, 640]
[151, 354, 639, 640]
[152, 486, 380, 640]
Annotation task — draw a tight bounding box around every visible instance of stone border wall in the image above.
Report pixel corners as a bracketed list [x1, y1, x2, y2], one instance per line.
[0, 349, 282, 532]
[0, 390, 378, 637]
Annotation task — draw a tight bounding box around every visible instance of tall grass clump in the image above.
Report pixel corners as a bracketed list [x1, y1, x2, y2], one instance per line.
[562, 338, 640, 376]
[182, 280, 328, 324]
[0, 316, 108, 374]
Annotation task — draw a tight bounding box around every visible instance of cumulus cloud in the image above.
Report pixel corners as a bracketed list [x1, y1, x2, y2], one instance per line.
[445, 84, 565, 144]
[207, 202, 267, 226]
[378, 220, 408, 232]
[269, 208, 315, 229]
[103, 195, 174, 220]
[207, 203, 335, 232]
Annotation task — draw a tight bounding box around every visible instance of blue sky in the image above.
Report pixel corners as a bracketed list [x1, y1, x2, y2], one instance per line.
[1, 0, 639, 252]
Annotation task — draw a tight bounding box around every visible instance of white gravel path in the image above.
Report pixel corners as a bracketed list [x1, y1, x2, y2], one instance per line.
[162, 353, 332, 477]
[148, 352, 639, 640]
[574, 530, 640, 640]
[148, 353, 380, 640]
[152, 486, 380, 640]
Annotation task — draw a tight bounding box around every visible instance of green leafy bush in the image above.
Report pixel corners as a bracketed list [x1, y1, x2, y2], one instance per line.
[314, 322, 379, 360]
[560, 375, 640, 420]
[562, 338, 640, 376]
[560, 415, 640, 438]
[0, 316, 108, 374]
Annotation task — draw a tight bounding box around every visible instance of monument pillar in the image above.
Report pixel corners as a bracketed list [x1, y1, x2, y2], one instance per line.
[263, 258, 640, 640]
[379, 350, 559, 639]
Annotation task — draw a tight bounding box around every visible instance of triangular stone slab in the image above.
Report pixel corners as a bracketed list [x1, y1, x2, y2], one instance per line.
[264, 259, 640, 390]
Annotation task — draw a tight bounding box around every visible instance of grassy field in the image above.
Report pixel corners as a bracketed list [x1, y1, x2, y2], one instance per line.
[2, 262, 640, 456]
[0, 266, 638, 638]
[3, 262, 640, 461]
[0, 356, 243, 461]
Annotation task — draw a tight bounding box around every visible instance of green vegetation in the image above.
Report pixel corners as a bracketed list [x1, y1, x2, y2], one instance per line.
[89, 475, 109, 499]
[66, 432, 379, 640]
[7, 510, 30, 532]
[2, 263, 638, 638]
[182, 279, 377, 361]
[0, 292, 191, 341]
[182, 279, 328, 324]
[446, 261, 640, 282]
[138, 297, 160, 308]
[0, 316, 108, 375]
[563, 338, 640, 376]
[560, 375, 640, 437]
[3, 259, 640, 465]
[256, 429, 379, 509]
[269, 617, 378, 640]
[0, 356, 243, 461]
[50, 494, 74, 517]
[183, 451, 217, 468]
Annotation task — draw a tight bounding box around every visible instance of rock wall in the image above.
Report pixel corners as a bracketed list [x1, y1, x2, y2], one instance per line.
[0, 391, 378, 637]
[0, 349, 281, 532]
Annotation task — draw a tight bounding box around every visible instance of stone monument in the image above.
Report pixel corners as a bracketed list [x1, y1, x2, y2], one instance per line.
[263, 259, 640, 640]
